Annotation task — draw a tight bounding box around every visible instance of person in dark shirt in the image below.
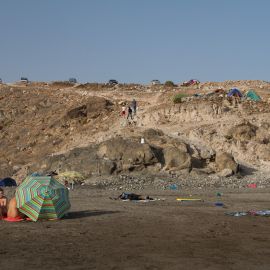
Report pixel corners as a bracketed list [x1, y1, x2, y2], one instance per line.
[127, 106, 133, 120]
[131, 99, 137, 115]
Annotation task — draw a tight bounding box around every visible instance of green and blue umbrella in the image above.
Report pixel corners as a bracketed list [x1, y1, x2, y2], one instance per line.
[16, 176, 70, 221]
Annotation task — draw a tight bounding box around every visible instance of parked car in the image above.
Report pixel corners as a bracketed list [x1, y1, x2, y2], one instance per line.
[69, 78, 77, 83]
[151, 79, 161, 85]
[20, 77, 29, 83]
[107, 79, 118, 86]
[181, 79, 200, 87]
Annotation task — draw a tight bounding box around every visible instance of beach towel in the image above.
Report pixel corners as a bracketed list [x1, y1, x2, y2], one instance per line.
[3, 216, 32, 222]
[3, 216, 25, 222]
[176, 198, 203, 202]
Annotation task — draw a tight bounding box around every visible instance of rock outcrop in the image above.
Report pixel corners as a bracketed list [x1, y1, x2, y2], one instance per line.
[66, 97, 113, 120]
[215, 152, 239, 175]
[226, 122, 257, 142]
[29, 135, 196, 177]
[1, 80, 270, 180]
[163, 146, 191, 172]
[97, 137, 159, 172]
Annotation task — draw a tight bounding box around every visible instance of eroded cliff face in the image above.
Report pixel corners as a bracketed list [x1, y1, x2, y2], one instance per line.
[1, 80, 270, 179]
[137, 93, 270, 171]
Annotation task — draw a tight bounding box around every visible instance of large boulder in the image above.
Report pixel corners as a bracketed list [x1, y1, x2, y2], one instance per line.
[66, 97, 113, 120]
[255, 123, 270, 144]
[31, 146, 101, 177]
[199, 147, 215, 160]
[163, 146, 191, 171]
[143, 128, 164, 139]
[143, 129, 189, 154]
[256, 145, 270, 161]
[218, 168, 234, 177]
[29, 137, 159, 176]
[97, 137, 159, 172]
[142, 128, 166, 145]
[170, 139, 189, 153]
[226, 122, 257, 142]
[215, 152, 239, 174]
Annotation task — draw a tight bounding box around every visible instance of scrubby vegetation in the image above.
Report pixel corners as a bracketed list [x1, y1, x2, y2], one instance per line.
[51, 81, 75, 87]
[173, 93, 187, 103]
[164, 81, 176, 87]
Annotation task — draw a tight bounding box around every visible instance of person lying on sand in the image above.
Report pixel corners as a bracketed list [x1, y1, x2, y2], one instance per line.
[0, 188, 8, 218]
[7, 197, 25, 219]
[117, 192, 153, 201]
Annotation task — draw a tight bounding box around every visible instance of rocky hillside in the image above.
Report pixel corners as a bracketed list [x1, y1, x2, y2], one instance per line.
[1, 80, 270, 182]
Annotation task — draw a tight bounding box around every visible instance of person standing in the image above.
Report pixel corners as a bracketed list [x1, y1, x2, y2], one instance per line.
[127, 106, 133, 120]
[121, 106, 126, 117]
[131, 99, 137, 116]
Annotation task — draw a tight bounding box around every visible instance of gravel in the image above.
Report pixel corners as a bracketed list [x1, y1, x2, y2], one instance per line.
[83, 171, 270, 191]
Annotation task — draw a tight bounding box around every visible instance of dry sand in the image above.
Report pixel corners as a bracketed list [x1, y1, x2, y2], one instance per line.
[1, 187, 270, 270]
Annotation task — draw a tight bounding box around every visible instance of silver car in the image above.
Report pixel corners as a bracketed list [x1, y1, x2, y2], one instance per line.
[151, 79, 161, 85]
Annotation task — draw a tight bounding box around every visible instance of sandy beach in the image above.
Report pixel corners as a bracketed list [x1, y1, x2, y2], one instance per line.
[2, 1, 270, 269]
[1, 187, 270, 270]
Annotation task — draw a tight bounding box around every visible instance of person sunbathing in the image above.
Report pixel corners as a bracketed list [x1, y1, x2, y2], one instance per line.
[118, 192, 152, 200]
[7, 197, 25, 219]
[0, 188, 8, 218]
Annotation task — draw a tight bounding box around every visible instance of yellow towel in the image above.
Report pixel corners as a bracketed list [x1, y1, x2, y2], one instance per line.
[176, 198, 202, 202]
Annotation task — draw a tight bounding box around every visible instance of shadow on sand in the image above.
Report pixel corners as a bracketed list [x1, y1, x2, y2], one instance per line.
[64, 210, 119, 219]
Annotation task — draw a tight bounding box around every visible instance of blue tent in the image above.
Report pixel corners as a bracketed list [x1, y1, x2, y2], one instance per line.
[0, 177, 17, 187]
[227, 88, 242, 97]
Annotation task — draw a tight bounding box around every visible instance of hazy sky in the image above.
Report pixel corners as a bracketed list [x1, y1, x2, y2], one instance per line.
[0, 0, 269, 83]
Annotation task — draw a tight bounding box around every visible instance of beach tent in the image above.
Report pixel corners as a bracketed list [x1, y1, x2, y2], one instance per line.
[16, 176, 70, 221]
[246, 90, 261, 101]
[0, 177, 17, 187]
[227, 88, 242, 97]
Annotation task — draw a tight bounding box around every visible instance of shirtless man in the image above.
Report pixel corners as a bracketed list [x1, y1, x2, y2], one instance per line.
[7, 197, 25, 219]
[0, 188, 7, 218]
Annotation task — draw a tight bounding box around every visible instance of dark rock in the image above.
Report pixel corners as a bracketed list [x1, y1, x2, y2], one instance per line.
[97, 137, 159, 172]
[143, 128, 164, 138]
[66, 97, 113, 120]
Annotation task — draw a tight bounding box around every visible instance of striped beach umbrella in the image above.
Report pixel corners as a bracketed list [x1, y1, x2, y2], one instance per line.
[16, 176, 71, 221]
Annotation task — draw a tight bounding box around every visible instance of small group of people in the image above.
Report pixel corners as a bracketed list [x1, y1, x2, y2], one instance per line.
[121, 99, 137, 120]
[0, 188, 24, 220]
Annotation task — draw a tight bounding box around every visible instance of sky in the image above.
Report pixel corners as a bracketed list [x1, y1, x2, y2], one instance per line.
[0, 0, 269, 83]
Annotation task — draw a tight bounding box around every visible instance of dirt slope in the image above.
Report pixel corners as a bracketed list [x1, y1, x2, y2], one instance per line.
[1, 80, 270, 179]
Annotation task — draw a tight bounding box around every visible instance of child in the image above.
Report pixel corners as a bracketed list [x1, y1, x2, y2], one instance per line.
[0, 188, 8, 218]
[121, 106, 126, 117]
